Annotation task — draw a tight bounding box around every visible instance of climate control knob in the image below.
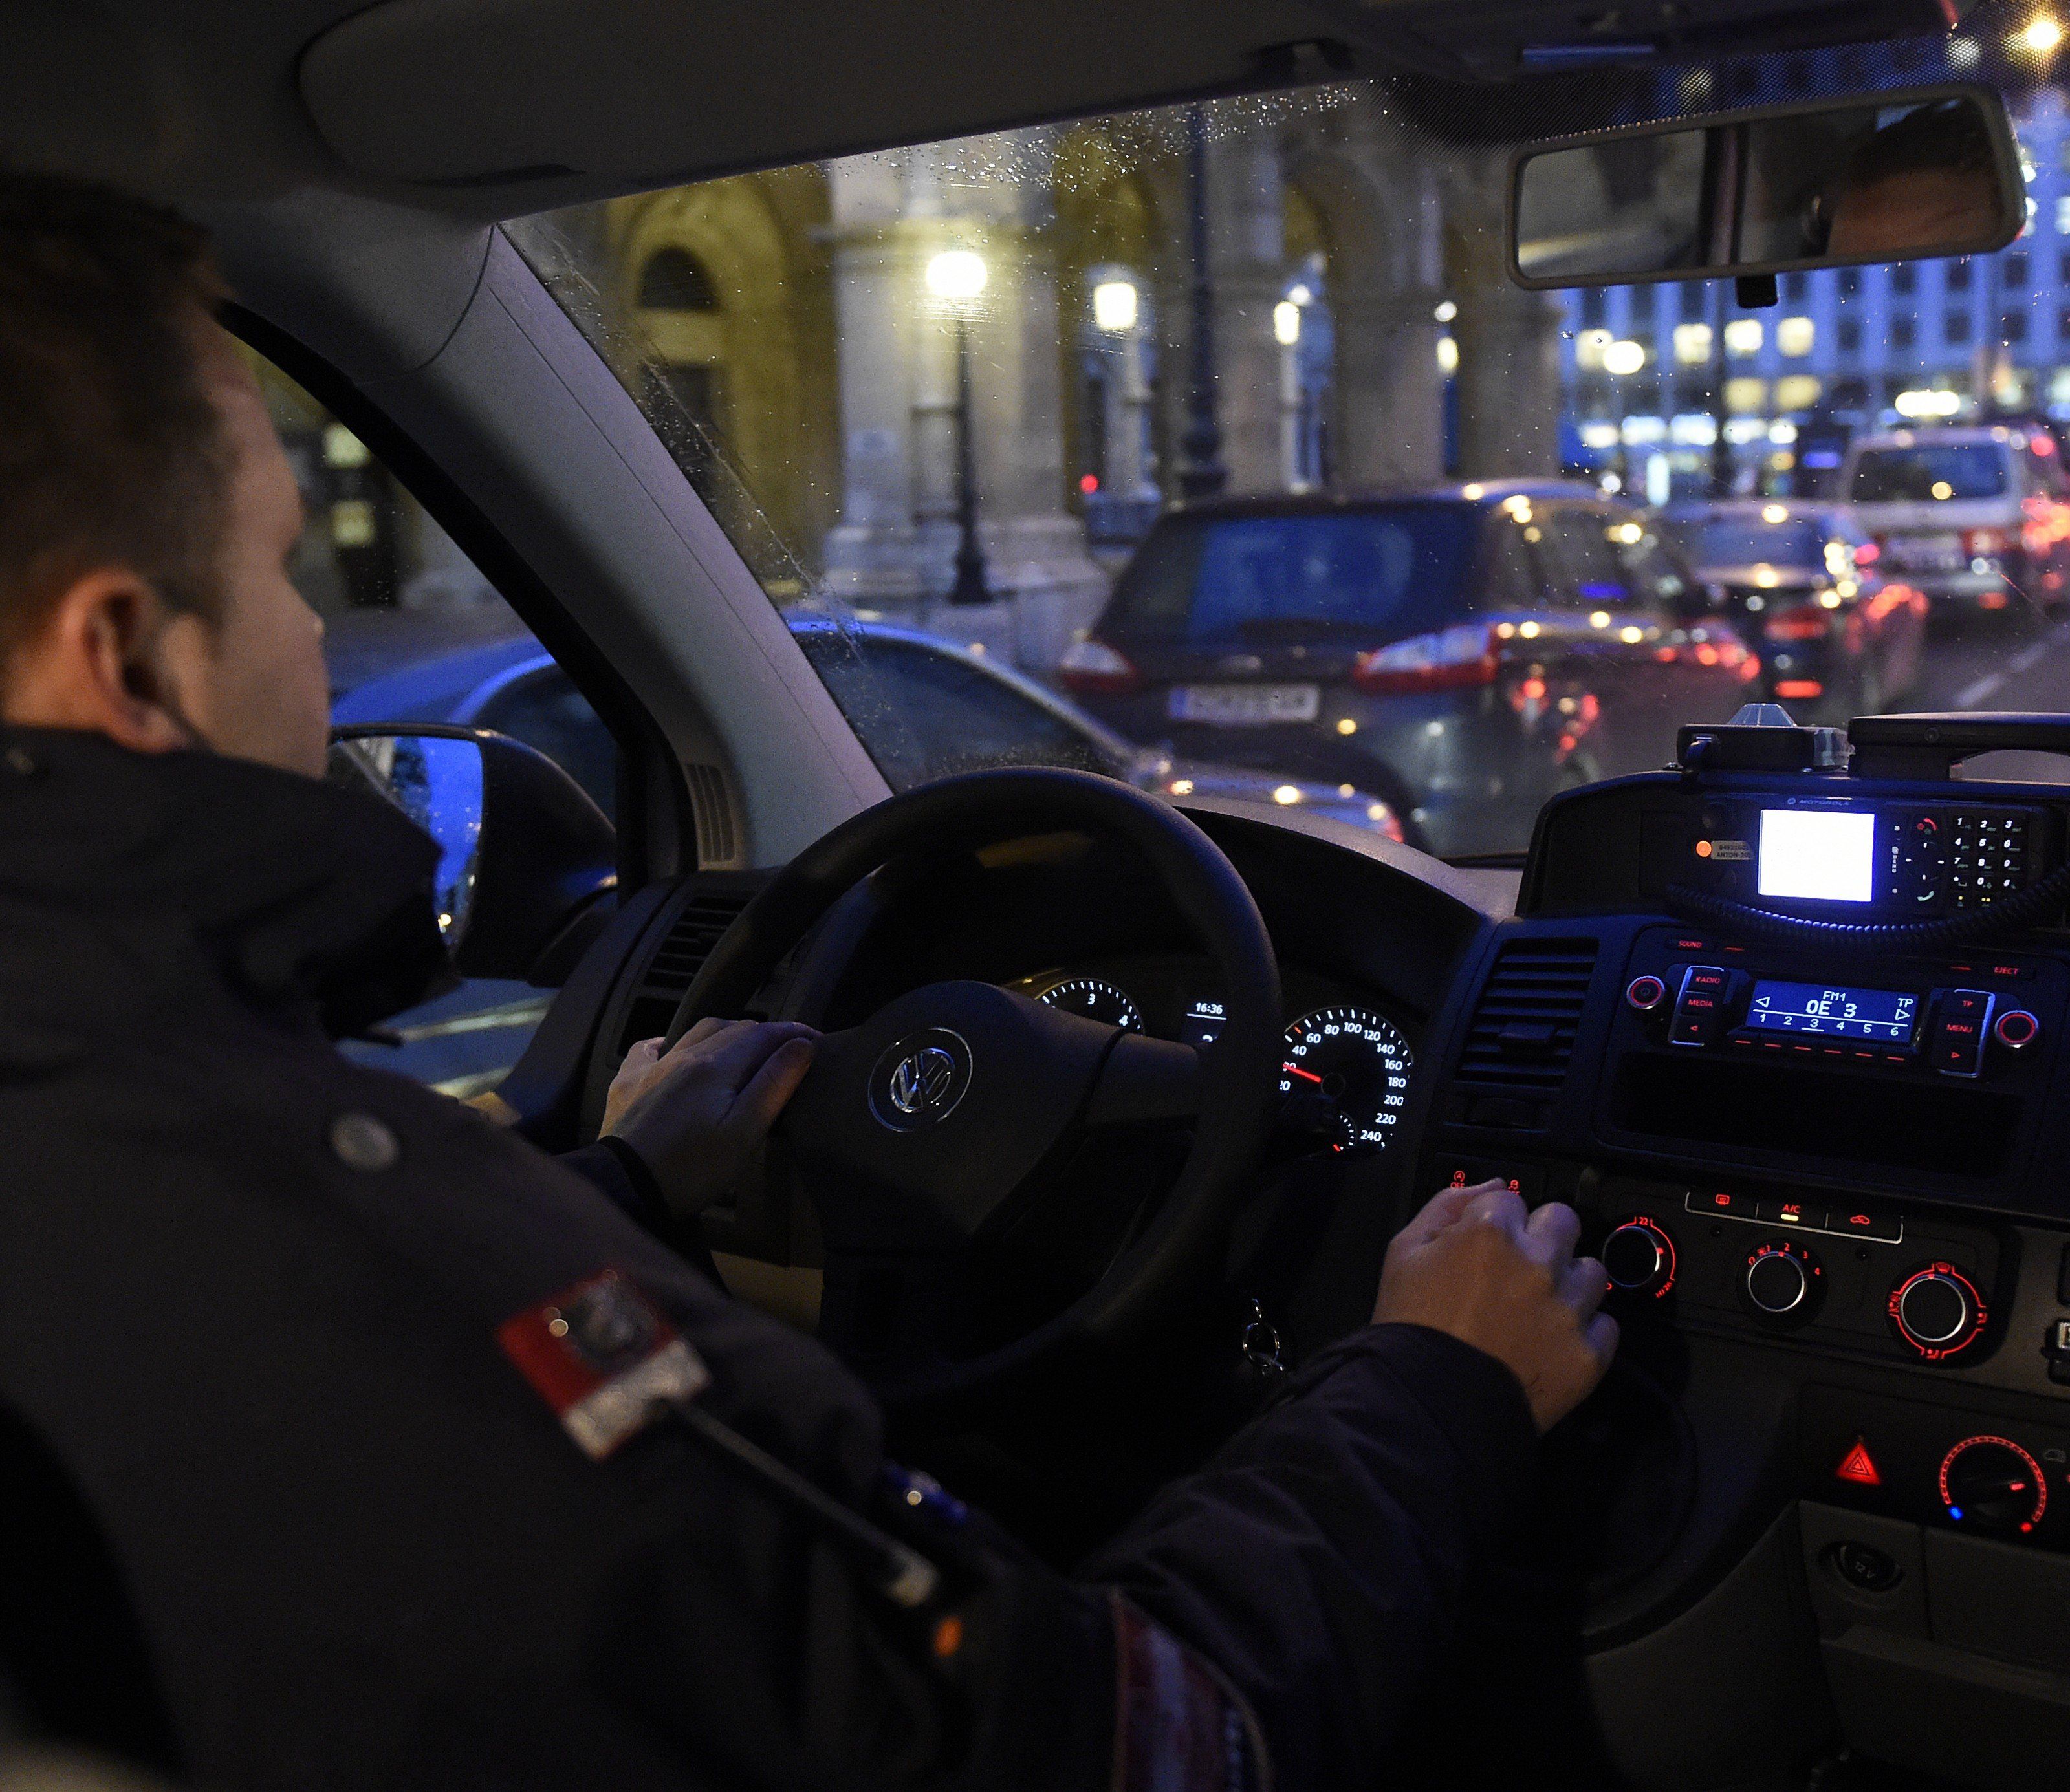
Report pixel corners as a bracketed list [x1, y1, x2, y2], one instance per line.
[1739, 1238, 1823, 1327]
[1940, 1436, 2047, 1535]
[1602, 1216, 1677, 1298]
[1889, 1262, 1987, 1359]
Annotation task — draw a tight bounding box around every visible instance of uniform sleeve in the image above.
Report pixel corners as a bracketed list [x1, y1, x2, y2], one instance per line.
[554, 1140, 724, 1281]
[578, 1322, 1529, 1792]
[1078, 1322, 1540, 1792]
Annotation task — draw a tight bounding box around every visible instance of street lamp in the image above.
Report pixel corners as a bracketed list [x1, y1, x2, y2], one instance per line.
[1177, 104, 1228, 499]
[925, 247, 992, 606]
[1092, 278, 1138, 334]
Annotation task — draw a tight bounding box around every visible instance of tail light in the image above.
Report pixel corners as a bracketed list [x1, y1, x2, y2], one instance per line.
[1763, 603, 1831, 642]
[1852, 540, 1880, 566]
[1774, 678, 1825, 701]
[1963, 527, 2010, 557]
[1058, 636, 1142, 695]
[1351, 625, 1499, 696]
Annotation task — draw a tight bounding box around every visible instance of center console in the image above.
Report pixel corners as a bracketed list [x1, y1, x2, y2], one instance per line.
[1414, 713, 2070, 1781]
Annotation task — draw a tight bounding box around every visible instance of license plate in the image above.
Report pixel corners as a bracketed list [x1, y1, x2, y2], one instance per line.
[1885, 533, 1963, 571]
[1167, 684, 1320, 724]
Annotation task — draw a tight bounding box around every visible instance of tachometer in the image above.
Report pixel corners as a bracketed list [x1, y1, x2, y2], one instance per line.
[1038, 977, 1143, 1031]
[1279, 1006, 1413, 1152]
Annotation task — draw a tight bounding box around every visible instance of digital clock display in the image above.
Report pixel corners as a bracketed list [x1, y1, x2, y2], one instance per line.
[1744, 980, 1919, 1042]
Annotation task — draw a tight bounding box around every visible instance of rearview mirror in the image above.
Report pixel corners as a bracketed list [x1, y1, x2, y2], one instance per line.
[1509, 85, 2021, 289]
[329, 725, 616, 982]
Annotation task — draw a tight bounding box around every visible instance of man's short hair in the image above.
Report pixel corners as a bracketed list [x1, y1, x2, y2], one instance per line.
[0, 169, 234, 679]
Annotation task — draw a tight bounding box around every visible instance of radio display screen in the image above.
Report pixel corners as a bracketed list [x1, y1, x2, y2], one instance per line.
[1757, 808, 1876, 903]
[1744, 980, 1919, 1042]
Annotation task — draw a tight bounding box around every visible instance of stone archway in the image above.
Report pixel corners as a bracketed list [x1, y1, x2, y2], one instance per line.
[610, 169, 834, 573]
[1283, 126, 1446, 490]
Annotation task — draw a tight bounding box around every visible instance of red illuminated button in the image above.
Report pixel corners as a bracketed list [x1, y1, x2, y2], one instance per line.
[1834, 1437, 1882, 1487]
[1685, 1188, 1758, 1220]
[1834, 1209, 1904, 1244]
[1994, 1009, 2040, 1050]
[1625, 975, 1667, 1013]
[1756, 1197, 1826, 1229]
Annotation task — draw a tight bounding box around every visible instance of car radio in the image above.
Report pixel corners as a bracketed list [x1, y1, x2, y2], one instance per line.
[1619, 927, 2053, 1079]
[1681, 794, 2060, 918]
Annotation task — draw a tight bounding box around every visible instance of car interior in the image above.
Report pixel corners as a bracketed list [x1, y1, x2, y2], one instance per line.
[12, 1, 2070, 1787]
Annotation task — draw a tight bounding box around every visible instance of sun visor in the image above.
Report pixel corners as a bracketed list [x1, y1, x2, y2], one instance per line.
[299, 0, 1328, 187]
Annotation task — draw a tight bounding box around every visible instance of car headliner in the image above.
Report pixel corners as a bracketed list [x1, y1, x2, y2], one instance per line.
[1, 0, 1395, 221]
[1, 1, 1936, 224]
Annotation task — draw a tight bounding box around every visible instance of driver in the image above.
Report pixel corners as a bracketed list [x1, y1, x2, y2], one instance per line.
[0, 169, 1617, 1792]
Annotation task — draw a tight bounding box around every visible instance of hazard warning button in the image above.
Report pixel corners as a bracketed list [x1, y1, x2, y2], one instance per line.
[1834, 1437, 1882, 1487]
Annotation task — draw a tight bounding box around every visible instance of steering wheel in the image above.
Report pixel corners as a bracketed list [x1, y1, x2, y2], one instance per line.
[666, 768, 1283, 1407]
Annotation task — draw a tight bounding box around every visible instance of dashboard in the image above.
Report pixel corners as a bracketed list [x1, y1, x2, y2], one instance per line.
[1010, 956, 1417, 1156]
[555, 761, 2070, 1789]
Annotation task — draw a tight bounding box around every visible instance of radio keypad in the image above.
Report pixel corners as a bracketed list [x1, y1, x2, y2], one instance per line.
[1893, 806, 2036, 909]
[1946, 810, 2032, 908]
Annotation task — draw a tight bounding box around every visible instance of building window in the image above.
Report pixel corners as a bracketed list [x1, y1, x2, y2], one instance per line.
[2005, 310, 2030, 343]
[1678, 282, 1707, 320]
[1838, 268, 1862, 298]
[1893, 264, 1917, 295]
[1946, 309, 1973, 343]
[2005, 252, 2030, 287]
[1723, 318, 1763, 356]
[1837, 319, 1862, 352]
[1783, 272, 1809, 301]
[1672, 322, 1714, 364]
[1892, 315, 1917, 349]
[2058, 195, 2070, 235]
[2060, 307, 2070, 339]
[1580, 287, 1608, 328]
[1948, 260, 1973, 292]
[1776, 315, 1815, 356]
[637, 247, 721, 311]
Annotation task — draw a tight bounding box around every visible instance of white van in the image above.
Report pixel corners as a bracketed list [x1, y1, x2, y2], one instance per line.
[1840, 424, 2070, 617]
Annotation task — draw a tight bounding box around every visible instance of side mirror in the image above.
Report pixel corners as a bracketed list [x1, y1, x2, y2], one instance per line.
[1509, 85, 2021, 290]
[328, 725, 616, 982]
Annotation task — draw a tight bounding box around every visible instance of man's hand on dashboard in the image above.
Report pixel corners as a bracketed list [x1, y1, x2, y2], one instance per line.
[602, 1019, 818, 1219]
[1373, 1180, 1617, 1432]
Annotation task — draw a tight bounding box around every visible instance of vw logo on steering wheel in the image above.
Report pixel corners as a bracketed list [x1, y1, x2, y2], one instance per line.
[869, 1028, 974, 1131]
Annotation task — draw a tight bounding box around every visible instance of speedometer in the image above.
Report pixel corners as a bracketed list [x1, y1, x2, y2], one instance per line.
[1279, 1006, 1413, 1152]
[1037, 977, 1143, 1031]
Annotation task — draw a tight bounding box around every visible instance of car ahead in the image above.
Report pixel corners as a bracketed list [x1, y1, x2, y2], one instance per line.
[1056, 482, 1755, 859]
[331, 615, 1408, 841]
[1659, 499, 1928, 725]
[1840, 424, 2070, 618]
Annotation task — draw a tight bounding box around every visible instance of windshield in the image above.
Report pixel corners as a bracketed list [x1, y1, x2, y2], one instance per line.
[507, 16, 2070, 859]
[1694, 521, 1831, 565]
[1103, 508, 1482, 647]
[1848, 443, 2011, 500]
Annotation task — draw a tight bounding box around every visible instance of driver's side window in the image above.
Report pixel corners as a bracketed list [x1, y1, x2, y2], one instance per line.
[242, 345, 602, 1099]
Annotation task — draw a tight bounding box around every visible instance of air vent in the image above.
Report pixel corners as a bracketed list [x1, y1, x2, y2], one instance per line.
[1456, 940, 1599, 1094]
[617, 887, 752, 1054]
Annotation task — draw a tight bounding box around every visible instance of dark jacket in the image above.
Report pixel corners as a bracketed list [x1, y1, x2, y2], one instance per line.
[0, 729, 1537, 1792]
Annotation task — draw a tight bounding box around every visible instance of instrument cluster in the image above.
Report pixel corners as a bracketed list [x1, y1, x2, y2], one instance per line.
[1015, 958, 1417, 1156]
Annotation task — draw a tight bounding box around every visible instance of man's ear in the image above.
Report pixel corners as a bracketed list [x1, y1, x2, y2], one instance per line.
[1, 568, 206, 753]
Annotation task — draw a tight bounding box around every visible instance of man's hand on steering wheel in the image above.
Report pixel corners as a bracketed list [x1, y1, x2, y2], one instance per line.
[1374, 1180, 1618, 1432]
[604, 1019, 818, 1220]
